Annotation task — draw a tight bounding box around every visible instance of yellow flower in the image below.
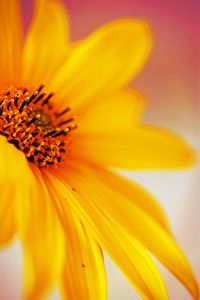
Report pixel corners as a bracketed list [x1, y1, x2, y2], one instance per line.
[0, 0, 198, 300]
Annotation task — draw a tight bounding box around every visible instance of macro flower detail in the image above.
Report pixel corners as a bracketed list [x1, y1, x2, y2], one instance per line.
[0, 1, 199, 300]
[0, 85, 76, 167]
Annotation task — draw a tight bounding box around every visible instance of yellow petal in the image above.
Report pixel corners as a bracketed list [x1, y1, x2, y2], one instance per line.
[22, 0, 69, 86]
[0, 0, 23, 86]
[0, 136, 31, 247]
[60, 210, 106, 300]
[51, 162, 199, 299]
[48, 19, 152, 110]
[45, 172, 168, 300]
[43, 173, 107, 300]
[0, 137, 30, 184]
[0, 189, 15, 247]
[85, 165, 171, 233]
[15, 167, 64, 299]
[77, 89, 145, 133]
[60, 224, 106, 300]
[72, 125, 196, 170]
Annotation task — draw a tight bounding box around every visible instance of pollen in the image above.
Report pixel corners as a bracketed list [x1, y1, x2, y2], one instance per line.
[0, 85, 76, 168]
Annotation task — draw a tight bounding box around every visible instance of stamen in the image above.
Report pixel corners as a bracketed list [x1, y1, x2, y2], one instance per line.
[28, 91, 39, 104]
[44, 129, 60, 138]
[57, 118, 75, 127]
[0, 85, 76, 168]
[56, 107, 71, 118]
[27, 114, 41, 126]
[42, 93, 54, 105]
[33, 92, 46, 104]
[19, 98, 29, 112]
[14, 97, 19, 107]
[37, 84, 45, 93]
[52, 128, 69, 137]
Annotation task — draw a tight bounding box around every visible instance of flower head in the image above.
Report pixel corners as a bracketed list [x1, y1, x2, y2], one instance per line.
[0, 0, 199, 300]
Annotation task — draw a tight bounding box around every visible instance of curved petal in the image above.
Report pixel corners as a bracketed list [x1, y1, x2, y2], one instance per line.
[80, 164, 171, 233]
[15, 167, 65, 300]
[48, 19, 152, 110]
[43, 172, 107, 300]
[49, 162, 199, 299]
[0, 0, 23, 87]
[22, 0, 69, 86]
[77, 89, 145, 134]
[0, 136, 31, 247]
[60, 224, 106, 300]
[0, 190, 15, 247]
[60, 216, 106, 300]
[45, 172, 168, 300]
[72, 125, 196, 170]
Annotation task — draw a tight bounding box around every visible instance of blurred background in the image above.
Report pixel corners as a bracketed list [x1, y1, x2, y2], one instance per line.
[0, 0, 199, 299]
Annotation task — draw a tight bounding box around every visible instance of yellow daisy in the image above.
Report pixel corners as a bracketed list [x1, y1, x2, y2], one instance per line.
[0, 0, 198, 299]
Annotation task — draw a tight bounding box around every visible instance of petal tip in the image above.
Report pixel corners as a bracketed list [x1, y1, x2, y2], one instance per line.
[115, 18, 153, 47]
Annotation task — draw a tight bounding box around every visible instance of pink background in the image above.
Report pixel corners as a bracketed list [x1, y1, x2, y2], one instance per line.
[0, 0, 199, 299]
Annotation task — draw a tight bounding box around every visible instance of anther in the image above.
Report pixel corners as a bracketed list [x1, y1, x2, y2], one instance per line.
[42, 93, 54, 105]
[37, 84, 45, 93]
[57, 118, 74, 127]
[33, 93, 46, 104]
[7, 101, 12, 110]
[43, 129, 60, 138]
[0, 98, 5, 106]
[32, 129, 40, 137]
[19, 98, 29, 112]
[55, 107, 71, 118]
[52, 128, 69, 137]
[14, 97, 19, 107]
[27, 91, 39, 104]
[27, 114, 41, 126]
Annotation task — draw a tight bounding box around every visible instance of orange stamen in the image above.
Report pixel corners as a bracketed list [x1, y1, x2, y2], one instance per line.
[0, 85, 76, 168]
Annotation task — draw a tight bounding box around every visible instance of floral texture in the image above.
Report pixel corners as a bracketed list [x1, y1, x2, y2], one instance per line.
[0, 0, 199, 300]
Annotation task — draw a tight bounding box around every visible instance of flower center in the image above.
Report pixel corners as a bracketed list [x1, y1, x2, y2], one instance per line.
[0, 85, 76, 168]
